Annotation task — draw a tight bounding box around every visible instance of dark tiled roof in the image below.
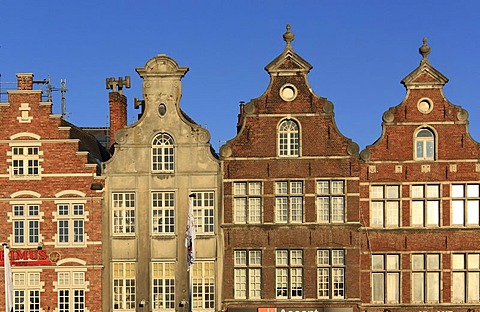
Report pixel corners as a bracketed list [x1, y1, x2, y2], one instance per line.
[60, 119, 111, 168]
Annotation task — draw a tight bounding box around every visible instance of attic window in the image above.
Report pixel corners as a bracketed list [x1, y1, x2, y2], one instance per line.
[280, 84, 297, 102]
[417, 98, 433, 114]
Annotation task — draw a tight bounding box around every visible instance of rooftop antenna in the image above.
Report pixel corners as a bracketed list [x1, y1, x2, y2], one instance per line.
[34, 75, 68, 118]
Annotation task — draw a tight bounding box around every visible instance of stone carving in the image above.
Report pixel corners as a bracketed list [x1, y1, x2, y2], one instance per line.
[347, 142, 359, 156]
[219, 144, 232, 158]
[382, 110, 394, 123]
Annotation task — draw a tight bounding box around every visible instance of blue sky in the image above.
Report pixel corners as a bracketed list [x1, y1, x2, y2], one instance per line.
[1, 1, 480, 151]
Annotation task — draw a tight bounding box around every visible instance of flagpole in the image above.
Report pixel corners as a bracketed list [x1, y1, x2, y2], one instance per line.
[186, 194, 196, 312]
[3, 243, 13, 312]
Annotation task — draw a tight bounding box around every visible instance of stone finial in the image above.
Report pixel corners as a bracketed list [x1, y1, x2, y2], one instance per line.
[419, 37, 431, 64]
[283, 24, 295, 50]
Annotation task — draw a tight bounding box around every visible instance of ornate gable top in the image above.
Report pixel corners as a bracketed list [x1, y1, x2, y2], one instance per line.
[265, 24, 313, 76]
[401, 37, 449, 89]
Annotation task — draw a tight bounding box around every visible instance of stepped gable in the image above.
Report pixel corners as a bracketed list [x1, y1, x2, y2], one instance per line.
[220, 24, 359, 159]
[360, 38, 480, 162]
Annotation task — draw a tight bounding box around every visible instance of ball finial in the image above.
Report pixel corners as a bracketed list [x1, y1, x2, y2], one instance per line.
[419, 37, 431, 63]
[283, 24, 295, 49]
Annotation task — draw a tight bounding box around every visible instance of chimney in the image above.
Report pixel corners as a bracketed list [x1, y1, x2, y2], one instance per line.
[109, 92, 127, 147]
[17, 73, 34, 90]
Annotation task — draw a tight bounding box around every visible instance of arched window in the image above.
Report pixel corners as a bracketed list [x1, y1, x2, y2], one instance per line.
[278, 119, 299, 157]
[415, 128, 435, 160]
[152, 133, 175, 172]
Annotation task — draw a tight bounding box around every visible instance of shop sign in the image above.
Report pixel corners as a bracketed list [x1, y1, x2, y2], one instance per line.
[0, 249, 61, 266]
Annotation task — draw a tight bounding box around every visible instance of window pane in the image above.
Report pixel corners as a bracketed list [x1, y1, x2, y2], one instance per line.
[372, 255, 384, 270]
[468, 272, 480, 302]
[372, 273, 384, 303]
[412, 185, 424, 198]
[386, 186, 399, 199]
[452, 272, 465, 303]
[468, 185, 479, 197]
[426, 201, 439, 226]
[467, 200, 479, 225]
[452, 185, 464, 198]
[386, 273, 399, 303]
[452, 200, 465, 225]
[411, 201, 424, 225]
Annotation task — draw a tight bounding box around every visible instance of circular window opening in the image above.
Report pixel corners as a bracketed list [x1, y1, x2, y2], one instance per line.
[417, 98, 433, 114]
[279, 84, 297, 102]
[158, 103, 167, 116]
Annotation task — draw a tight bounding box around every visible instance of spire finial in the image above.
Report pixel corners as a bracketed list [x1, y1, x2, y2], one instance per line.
[283, 24, 295, 50]
[419, 37, 431, 64]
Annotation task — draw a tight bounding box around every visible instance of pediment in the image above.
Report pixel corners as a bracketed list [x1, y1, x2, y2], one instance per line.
[265, 49, 312, 76]
[401, 61, 448, 89]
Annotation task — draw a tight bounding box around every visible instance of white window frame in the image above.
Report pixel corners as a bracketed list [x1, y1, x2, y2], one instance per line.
[317, 249, 345, 299]
[113, 262, 136, 310]
[112, 192, 135, 235]
[275, 249, 303, 299]
[192, 191, 215, 234]
[191, 261, 215, 310]
[54, 201, 87, 246]
[411, 253, 440, 304]
[152, 262, 175, 310]
[152, 192, 175, 234]
[452, 253, 480, 303]
[233, 182, 262, 224]
[234, 250, 262, 299]
[9, 144, 43, 179]
[55, 270, 87, 312]
[278, 119, 300, 157]
[370, 185, 400, 228]
[451, 184, 480, 226]
[11, 203, 42, 247]
[411, 184, 440, 227]
[316, 180, 345, 223]
[414, 128, 435, 160]
[275, 181, 304, 223]
[152, 133, 175, 173]
[371, 254, 400, 304]
[13, 271, 43, 312]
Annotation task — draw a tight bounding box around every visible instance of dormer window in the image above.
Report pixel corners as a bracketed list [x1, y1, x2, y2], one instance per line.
[152, 133, 175, 173]
[278, 119, 300, 157]
[415, 128, 435, 160]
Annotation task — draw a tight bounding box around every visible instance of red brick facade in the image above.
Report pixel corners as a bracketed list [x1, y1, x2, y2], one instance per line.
[0, 74, 106, 311]
[220, 26, 361, 312]
[358, 40, 480, 311]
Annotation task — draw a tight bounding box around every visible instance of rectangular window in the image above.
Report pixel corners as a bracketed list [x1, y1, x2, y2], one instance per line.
[11, 146, 41, 178]
[192, 192, 215, 234]
[371, 254, 400, 303]
[113, 262, 136, 310]
[452, 253, 480, 303]
[411, 254, 440, 303]
[316, 180, 345, 223]
[452, 184, 480, 226]
[276, 250, 303, 299]
[233, 182, 262, 224]
[275, 181, 304, 223]
[411, 184, 440, 227]
[13, 272, 41, 312]
[317, 249, 345, 299]
[370, 185, 400, 227]
[152, 262, 175, 310]
[192, 261, 215, 310]
[152, 192, 175, 234]
[56, 271, 85, 312]
[12, 204, 40, 246]
[112, 193, 135, 235]
[234, 250, 262, 299]
[56, 203, 85, 245]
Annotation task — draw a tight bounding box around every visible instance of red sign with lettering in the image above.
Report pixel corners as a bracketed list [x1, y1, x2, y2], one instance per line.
[1, 249, 51, 266]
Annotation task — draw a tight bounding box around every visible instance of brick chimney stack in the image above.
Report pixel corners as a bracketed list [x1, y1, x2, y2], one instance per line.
[109, 92, 127, 147]
[17, 73, 34, 90]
